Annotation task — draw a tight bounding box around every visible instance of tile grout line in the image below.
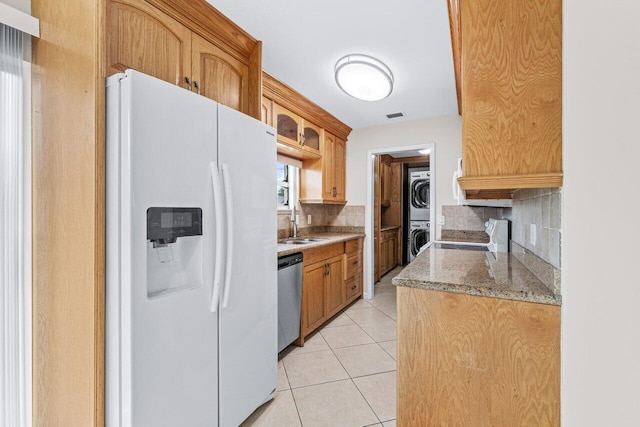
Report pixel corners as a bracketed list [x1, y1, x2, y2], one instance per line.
[326, 330, 383, 426]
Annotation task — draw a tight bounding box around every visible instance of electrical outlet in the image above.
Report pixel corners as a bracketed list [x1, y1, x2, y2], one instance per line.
[307, 215, 312, 224]
[438, 215, 445, 225]
[530, 224, 537, 246]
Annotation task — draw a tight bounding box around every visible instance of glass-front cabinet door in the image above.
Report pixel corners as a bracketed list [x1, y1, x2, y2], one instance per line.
[274, 104, 302, 149]
[302, 120, 322, 157]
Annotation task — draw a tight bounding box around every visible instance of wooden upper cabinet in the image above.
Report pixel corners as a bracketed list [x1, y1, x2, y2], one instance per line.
[191, 34, 248, 111]
[321, 132, 336, 200]
[274, 104, 303, 149]
[302, 120, 322, 156]
[107, 0, 262, 119]
[273, 104, 322, 158]
[458, 0, 562, 194]
[333, 136, 346, 202]
[301, 130, 346, 204]
[108, 0, 192, 87]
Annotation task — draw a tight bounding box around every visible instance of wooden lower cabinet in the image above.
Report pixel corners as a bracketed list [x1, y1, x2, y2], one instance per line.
[325, 255, 345, 319]
[379, 228, 397, 276]
[297, 238, 363, 346]
[301, 261, 327, 334]
[397, 287, 560, 426]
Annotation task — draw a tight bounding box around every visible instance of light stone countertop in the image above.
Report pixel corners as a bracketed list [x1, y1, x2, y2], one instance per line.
[392, 246, 561, 306]
[277, 233, 365, 257]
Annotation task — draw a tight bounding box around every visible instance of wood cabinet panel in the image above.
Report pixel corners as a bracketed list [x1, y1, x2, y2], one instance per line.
[398, 287, 560, 426]
[334, 136, 346, 202]
[261, 96, 273, 126]
[379, 229, 397, 276]
[345, 239, 362, 254]
[325, 256, 345, 318]
[321, 132, 335, 200]
[191, 34, 248, 111]
[460, 0, 562, 191]
[108, 0, 192, 87]
[302, 262, 327, 333]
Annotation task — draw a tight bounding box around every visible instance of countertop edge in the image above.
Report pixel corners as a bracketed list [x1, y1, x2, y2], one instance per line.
[392, 276, 561, 306]
[277, 233, 365, 257]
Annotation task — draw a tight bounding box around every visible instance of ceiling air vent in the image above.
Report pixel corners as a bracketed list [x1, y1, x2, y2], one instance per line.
[386, 112, 404, 119]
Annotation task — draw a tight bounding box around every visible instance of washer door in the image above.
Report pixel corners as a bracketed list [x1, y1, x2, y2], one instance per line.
[410, 228, 430, 257]
[411, 179, 430, 209]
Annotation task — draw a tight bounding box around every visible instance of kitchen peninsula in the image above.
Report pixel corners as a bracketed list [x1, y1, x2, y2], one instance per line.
[393, 246, 560, 425]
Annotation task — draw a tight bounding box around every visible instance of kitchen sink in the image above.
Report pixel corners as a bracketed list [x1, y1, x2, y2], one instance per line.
[280, 237, 328, 245]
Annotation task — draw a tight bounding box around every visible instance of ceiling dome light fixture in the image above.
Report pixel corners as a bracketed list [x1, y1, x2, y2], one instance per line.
[335, 54, 394, 101]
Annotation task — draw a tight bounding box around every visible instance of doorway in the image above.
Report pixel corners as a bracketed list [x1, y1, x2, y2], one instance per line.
[363, 143, 435, 299]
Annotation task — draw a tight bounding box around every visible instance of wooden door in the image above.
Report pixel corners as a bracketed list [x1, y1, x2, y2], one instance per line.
[274, 104, 302, 149]
[107, 0, 192, 87]
[302, 262, 327, 334]
[322, 132, 336, 200]
[325, 256, 345, 318]
[334, 136, 346, 202]
[191, 34, 249, 113]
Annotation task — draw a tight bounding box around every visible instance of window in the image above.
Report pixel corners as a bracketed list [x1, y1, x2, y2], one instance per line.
[277, 162, 298, 209]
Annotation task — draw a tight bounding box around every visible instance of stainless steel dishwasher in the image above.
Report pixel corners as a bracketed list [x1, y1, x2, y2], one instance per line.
[277, 252, 303, 353]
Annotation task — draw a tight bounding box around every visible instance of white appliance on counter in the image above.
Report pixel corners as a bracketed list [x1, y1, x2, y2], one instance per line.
[421, 219, 511, 256]
[452, 158, 512, 208]
[106, 69, 277, 427]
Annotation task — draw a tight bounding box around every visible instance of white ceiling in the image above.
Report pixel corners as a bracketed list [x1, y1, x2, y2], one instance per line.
[207, 0, 458, 131]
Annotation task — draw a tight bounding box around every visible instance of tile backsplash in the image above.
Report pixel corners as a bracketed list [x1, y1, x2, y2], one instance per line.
[278, 204, 365, 239]
[441, 189, 562, 296]
[509, 188, 562, 269]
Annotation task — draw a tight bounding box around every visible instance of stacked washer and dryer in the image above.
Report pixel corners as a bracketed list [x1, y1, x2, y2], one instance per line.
[407, 168, 431, 262]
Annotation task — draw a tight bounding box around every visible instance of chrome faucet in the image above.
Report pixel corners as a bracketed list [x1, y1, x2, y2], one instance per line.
[290, 206, 298, 238]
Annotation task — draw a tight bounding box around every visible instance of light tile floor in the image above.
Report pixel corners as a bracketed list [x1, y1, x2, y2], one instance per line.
[242, 266, 404, 427]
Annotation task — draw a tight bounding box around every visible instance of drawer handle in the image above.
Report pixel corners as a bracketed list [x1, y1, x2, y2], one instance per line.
[353, 260, 358, 265]
[351, 285, 357, 291]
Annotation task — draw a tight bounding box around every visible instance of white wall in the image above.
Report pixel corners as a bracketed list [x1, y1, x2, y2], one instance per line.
[1, 0, 29, 13]
[345, 114, 462, 239]
[562, 0, 640, 425]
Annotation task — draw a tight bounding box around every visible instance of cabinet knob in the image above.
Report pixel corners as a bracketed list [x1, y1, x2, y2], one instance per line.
[185, 76, 192, 91]
[351, 285, 357, 291]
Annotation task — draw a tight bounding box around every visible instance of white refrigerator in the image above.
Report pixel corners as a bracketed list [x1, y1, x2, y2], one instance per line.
[106, 69, 277, 426]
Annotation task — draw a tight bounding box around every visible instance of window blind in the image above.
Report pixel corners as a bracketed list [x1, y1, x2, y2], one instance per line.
[0, 22, 26, 427]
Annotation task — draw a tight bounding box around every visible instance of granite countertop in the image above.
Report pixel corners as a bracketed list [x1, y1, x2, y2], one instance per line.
[392, 246, 561, 306]
[277, 233, 365, 257]
[380, 225, 400, 232]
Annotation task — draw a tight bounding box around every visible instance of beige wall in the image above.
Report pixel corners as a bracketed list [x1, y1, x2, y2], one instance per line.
[345, 114, 462, 239]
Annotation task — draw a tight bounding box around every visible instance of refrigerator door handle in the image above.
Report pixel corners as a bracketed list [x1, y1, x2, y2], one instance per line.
[210, 162, 225, 312]
[221, 163, 234, 309]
